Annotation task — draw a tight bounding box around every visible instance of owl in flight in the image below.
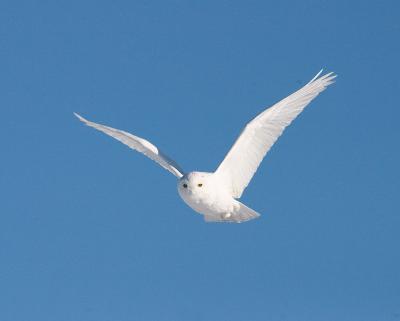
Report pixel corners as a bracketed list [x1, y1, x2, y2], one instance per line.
[75, 70, 336, 223]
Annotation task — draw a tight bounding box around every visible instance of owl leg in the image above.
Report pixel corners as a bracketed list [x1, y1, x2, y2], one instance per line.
[223, 213, 232, 219]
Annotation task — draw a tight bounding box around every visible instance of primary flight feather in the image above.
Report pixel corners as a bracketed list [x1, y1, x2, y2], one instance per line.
[75, 70, 336, 223]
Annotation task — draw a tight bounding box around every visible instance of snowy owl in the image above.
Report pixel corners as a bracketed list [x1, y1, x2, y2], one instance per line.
[75, 70, 336, 223]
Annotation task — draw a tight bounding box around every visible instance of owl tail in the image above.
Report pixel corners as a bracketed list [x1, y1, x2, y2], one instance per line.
[233, 202, 261, 222]
[204, 202, 261, 223]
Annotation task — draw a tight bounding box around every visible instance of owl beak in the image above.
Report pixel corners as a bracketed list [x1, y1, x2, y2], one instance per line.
[186, 186, 195, 195]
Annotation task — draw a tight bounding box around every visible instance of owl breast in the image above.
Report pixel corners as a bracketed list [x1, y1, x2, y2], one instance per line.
[177, 171, 235, 216]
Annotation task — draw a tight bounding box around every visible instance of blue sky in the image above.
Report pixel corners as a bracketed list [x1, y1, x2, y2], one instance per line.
[1, 0, 399, 320]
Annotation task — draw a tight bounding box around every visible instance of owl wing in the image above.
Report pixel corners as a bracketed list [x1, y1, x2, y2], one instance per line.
[215, 70, 336, 198]
[75, 113, 185, 178]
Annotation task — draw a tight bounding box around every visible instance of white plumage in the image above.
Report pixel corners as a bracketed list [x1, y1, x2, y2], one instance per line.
[75, 70, 336, 223]
[215, 70, 335, 198]
[74, 113, 184, 178]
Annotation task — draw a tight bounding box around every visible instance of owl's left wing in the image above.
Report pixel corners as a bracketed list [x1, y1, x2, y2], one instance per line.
[74, 113, 185, 178]
[215, 70, 336, 198]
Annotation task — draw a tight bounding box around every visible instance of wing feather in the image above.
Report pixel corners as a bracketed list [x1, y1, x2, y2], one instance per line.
[215, 71, 336, 198]
[74, 113, 184, 178]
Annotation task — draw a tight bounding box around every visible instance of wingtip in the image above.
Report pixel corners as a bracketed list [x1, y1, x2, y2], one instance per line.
[307, 69, 324, 84]
[73, 112, 88, 123]
[308, 69, 337, 85]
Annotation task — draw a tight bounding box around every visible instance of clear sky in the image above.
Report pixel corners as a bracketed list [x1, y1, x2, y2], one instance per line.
[1, 1, 399, 320]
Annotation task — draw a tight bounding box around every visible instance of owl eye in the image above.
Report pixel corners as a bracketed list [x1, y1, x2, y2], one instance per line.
[183, 183, 188, 188]
[198, 183, 203, 187]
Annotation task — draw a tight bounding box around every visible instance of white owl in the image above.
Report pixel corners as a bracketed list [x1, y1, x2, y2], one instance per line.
[75, 70, 336, 223]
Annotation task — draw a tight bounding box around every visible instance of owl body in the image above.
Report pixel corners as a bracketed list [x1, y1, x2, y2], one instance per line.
[177, 172, 237, 219]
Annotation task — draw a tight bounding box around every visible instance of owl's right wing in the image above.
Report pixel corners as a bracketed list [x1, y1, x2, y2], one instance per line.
[74, 113, 185, 178]
[215, 70, 336, 198]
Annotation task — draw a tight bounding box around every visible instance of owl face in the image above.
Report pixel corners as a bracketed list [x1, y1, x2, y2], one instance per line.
[177, 172, 213, 196]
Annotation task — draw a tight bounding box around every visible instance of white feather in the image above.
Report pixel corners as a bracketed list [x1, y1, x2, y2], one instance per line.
[74, 113, 185, 178]
[215, 71, 336, 198]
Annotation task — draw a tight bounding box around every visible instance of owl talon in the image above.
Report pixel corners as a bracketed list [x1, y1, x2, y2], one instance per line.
[224, 213, 232, 219]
